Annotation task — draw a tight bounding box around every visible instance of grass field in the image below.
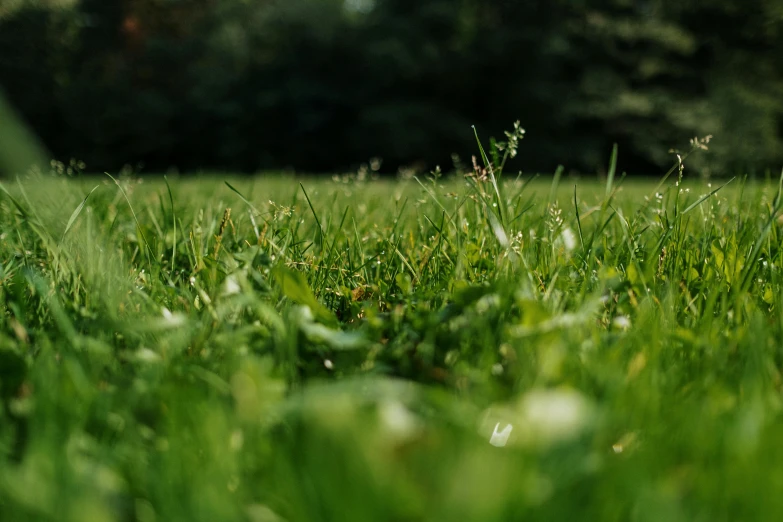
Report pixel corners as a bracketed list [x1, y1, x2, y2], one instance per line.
[2, 146, 783, 521]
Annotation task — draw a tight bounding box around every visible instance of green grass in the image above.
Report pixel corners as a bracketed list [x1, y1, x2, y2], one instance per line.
[2, 151, 783, 521]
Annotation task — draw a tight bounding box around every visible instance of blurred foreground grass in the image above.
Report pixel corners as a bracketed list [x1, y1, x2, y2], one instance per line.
[2, 163, 783, 521]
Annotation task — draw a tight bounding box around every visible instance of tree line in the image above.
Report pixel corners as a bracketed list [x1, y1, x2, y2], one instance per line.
[1, 0, 782, 175]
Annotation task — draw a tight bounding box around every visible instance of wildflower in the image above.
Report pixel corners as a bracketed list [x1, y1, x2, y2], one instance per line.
[559, 227, 577, 252]
[222, 275, 241, 296]
[490, 423, 513, 447]
[613, 315, 631, 330]
[135, 348, 162, 363]
[161, 307, 186, 327]
[479, 388, 594, 448]
[379, 400, 420, 441]
[521, 389, 593, 445]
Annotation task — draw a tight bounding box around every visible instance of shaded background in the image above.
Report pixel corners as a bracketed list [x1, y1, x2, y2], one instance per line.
[1, 0, 782, 176]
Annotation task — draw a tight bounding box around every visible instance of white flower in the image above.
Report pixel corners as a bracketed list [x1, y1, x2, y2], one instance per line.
[135, 348, 162, 363]
[479, 389, 594, 448]
[161, 307, 186, 327]
[559, 227, 577, 252]
[480, 388, 594, 449]
[613, 315, 631, 330]
[521, 389, 592, 444]
[489, 423, 513, 447]
[222, 275, 241, 296]
[379, 400, 420, 441]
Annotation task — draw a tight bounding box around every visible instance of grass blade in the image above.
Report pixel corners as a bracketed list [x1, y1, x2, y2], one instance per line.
[681, 177, 735, 215]
[164, 175, 177, 273]
[300, 182, 324, 249]
[62, 185, 99, 241]
[106, 172, 154, 263]
[574, 185, 584, 252]
[225, 181, 260, 214]
[606, 143, 618, 198]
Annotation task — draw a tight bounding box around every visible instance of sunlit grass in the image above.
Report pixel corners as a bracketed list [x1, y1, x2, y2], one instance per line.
[2, 149, 783, 520]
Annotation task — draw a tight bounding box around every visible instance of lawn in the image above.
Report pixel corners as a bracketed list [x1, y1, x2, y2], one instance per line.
[2, 149, 783, 521]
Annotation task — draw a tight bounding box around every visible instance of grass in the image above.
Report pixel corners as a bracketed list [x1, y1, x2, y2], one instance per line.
[2, 142, 783, 521]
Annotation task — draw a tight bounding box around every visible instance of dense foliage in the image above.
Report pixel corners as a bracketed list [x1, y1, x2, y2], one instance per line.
[1, 0, 783, 174]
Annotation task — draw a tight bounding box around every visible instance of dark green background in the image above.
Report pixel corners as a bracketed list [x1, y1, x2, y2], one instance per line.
[1, 0, 782, 175]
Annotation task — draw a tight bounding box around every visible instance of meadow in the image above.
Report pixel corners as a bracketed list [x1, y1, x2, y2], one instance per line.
[2, 139, 783, 521]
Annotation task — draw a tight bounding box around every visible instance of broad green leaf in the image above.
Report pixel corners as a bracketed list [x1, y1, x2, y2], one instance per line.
[273, 265, 336, 325]
[300, 321, 367, 351]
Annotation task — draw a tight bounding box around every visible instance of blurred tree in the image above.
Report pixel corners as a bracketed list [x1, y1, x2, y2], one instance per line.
[0, 0, 782, 175]
[59, 0, 218, 168]
[0, 3, 79, 163]
[239, 0, 365, 170]
[673, 0, 783, 173]
[548, 0, 715, 172]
